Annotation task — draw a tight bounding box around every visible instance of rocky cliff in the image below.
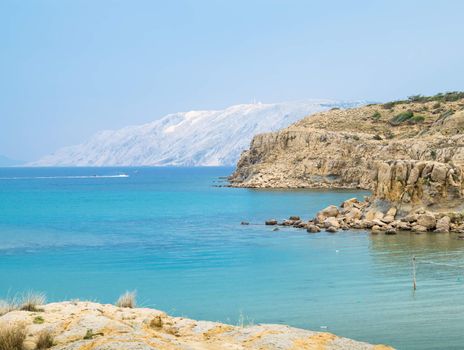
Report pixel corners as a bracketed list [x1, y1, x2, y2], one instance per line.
[230, 95, 464, 191]
[0, 301, 393, 350]
[373, 160, 464, 213]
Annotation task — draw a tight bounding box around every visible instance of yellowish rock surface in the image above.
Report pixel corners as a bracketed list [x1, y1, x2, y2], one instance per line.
[0, 301, 395, 350]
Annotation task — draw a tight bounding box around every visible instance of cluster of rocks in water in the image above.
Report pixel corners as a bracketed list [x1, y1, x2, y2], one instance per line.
[264, 197, 464, 236]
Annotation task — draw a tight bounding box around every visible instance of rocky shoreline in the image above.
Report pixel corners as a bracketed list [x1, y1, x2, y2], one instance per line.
[262, 159, 464, 236]
[0, 301, 394, 350]
[264, 196, 464, 236]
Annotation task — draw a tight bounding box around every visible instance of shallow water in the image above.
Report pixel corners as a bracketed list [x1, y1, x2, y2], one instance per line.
[1, 167, 463, 349]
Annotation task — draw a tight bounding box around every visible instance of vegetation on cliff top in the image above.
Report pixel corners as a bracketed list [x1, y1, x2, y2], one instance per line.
[383, 91, 464, 109]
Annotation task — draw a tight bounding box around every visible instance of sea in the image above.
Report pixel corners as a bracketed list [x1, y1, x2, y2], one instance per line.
[1, 166, 464, 350]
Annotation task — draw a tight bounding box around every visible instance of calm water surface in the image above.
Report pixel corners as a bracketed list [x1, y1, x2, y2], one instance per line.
[1, 167, 464, 350]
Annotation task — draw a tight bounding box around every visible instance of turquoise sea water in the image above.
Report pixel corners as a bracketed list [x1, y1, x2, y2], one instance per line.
[1, 167, 464, 349]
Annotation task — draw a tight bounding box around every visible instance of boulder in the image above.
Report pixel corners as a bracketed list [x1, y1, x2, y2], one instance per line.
[306, 225, 321, 233]
[402, 213, 418, 223]
[395, 221, 412, 231]
[293, 221, 306, 228]
[386, 207, 397, 218]
[352, 221, 363, 229]
[289, 216, 301, 221]
[412, 225, 428, 233]
[431, 162, 448, 182]
[324, 217, 340, 228]
[326, 226, 338, 233]
[381, 215, 395, 224]
[341, 197, 359, 208]
[346, 207, 362, 220]
[416, 212, 436, 230]
[282, 220, 294, 226]
[385, 228, 397, 235]
[371, 219, 387, 227]
[435, 216, 451, 233]
[265, 219, 278, 225]
[319, 205, 339, 218]
[371, 225, 383, 234]
[364, 210, 376, 221]
[361, 220, 374, 228]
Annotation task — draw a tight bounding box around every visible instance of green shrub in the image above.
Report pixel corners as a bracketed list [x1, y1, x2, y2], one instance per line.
[433, 102, 441, 109]
[371, 111, 381, 120]
[382, 102, 396, 109]
[389, 111, 414, 125]
[431, 149, 437, 160]
[379, 91, 464, 109]
[408, 94, 426, 102]
[408, 115, 425, 124]
[373, 134, 382, 140]
[33, 316, 45, 324]
[83, 329, 94, 340]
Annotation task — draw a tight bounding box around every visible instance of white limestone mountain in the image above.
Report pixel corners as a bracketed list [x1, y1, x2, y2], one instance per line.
[32, 100, 363, 166]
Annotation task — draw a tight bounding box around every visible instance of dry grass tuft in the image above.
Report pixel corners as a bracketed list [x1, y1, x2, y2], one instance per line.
[115, 290, 136, 308]
[0, 324, 26, 350]
[19, 291, 46, 312]
[36, 330, 54, 349]
[0, 299, 18, 316]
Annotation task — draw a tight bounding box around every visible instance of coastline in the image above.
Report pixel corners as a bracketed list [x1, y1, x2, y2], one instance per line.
[0, 300, 394, 350]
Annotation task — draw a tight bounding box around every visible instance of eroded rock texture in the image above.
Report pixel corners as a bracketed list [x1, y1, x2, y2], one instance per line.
[230, 100, 464, 190]
[373, 160, 463, 212]
[0, 301, 394, 350]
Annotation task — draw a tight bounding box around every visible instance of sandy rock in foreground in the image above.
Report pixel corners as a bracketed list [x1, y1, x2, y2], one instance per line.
[0, 301, 394, 350]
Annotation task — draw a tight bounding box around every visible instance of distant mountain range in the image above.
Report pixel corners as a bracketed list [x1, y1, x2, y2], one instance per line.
[31, 100, 364, 166]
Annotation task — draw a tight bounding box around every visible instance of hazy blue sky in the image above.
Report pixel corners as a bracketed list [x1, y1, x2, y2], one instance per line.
[1, 0, 463, 160]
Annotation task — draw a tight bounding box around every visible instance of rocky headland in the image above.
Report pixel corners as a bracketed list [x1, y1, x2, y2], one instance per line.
[231, 93, 464, 234]
[0, 301, 394, 350]
[230, 93, 464, 189]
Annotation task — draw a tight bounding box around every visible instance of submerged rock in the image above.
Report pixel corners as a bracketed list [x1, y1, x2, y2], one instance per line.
[307, 224, 321, 233]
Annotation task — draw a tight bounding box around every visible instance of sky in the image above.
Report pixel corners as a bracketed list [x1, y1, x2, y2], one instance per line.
[1, 0, 463, 161]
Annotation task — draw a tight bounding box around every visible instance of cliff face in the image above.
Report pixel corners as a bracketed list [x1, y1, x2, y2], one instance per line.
[0, 301, 393, 350]
[230, 99, 464, 191]
[373, 160, 464, 213]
